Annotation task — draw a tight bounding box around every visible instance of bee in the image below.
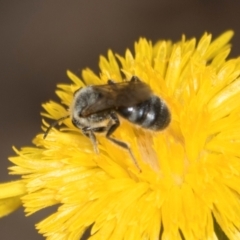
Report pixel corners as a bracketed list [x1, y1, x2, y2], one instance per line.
[44, 76, 171, 170]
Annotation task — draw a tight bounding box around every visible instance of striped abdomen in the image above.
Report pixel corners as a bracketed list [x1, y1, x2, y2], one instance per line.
[117, 95, 170, 131]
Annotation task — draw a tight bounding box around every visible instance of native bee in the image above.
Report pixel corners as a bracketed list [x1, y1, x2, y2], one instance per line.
[44, 76, 171, 170]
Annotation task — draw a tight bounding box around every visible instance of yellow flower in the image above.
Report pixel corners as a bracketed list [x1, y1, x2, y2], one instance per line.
[2, 31, 240, 239]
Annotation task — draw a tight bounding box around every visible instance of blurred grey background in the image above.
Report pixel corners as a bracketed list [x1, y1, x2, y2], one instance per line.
[1, 1, 240, 239]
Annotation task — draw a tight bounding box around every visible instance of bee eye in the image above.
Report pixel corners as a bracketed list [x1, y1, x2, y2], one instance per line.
[73, 87, 82, 96]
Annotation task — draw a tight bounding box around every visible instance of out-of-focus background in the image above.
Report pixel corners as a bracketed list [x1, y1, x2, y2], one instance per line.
[1, 1, 240, 239]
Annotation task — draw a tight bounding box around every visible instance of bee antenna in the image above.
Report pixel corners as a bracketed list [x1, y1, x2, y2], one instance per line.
[43, 115, 69, 139]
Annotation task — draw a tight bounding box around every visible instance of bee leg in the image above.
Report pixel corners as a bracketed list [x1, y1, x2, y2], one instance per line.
[82, 128, 99, 154]
[106, 112, 141, 172]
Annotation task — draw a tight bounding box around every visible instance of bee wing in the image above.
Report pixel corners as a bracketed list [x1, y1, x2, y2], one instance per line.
[81, 81, 153, 116]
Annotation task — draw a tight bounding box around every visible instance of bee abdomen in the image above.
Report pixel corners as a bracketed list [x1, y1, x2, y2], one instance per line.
[118, 96, 170, 131]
